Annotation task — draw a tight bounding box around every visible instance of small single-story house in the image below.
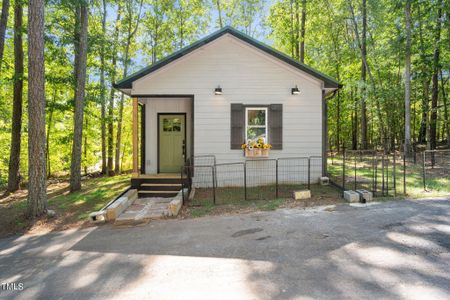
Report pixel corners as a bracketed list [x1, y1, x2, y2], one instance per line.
[114, 26, 340, 193]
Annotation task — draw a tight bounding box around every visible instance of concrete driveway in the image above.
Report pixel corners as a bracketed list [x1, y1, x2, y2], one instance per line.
[0, 198, 449, 300]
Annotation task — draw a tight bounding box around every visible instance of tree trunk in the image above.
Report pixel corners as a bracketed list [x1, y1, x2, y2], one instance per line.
[300, 0, 306, 63]
[100, 0, 107, 174]
[360, 0, 368, 149]
[216, 0, 223, 28]
[27, 0, 47, 218]
[289, 0, 294, 58]
[0, 0, 10, 71]
[440, 69, 449, 146]
[348, 0, 386, 151]
[294, 0, 299, 60]
[429, 1, 441, 152]
[83, 115, 88, 175]
[404, 0, 412, 156]
[69, 4, 88, 192]
[115, 0, 142, 174]
[107, 4, 122, 176]
[46, 92, 56, 178]
[7, 0, 23, 193]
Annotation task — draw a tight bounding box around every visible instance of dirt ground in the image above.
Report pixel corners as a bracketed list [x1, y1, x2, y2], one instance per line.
[179, 185, 347, 218]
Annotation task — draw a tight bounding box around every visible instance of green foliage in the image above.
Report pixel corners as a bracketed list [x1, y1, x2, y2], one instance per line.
[0, 0, 448, 189]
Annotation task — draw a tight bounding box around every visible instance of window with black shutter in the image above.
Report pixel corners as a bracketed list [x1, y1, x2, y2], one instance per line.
[230, 103, 282, 150]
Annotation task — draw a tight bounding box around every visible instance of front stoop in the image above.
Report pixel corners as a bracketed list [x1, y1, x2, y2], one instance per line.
[114, 190, 184, 226]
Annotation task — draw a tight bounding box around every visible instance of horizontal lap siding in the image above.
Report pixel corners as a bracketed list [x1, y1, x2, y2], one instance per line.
[133, 35, 323, 175]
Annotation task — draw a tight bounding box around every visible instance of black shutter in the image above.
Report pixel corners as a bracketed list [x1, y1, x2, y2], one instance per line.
[269, 104, 283, 149]
[230, 103, 245, 149]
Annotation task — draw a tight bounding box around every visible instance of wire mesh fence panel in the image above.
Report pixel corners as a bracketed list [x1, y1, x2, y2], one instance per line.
[422, 150, 450, 191]
[245, 159, 277, 200]
[192, 155, 216, 167]
[310, 156, 323, 184]
[185, 165, 215, 206]
[277, 157, 309, 198]
[214, 163, 246, 204]
[326, 151, 345, 189]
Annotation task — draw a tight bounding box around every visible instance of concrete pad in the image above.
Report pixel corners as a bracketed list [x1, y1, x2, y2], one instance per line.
[2, 198, 450, 300]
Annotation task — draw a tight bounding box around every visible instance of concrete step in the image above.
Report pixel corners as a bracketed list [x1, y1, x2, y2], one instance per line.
[140, 183, 182, 191]
[138, 190, 180, 198]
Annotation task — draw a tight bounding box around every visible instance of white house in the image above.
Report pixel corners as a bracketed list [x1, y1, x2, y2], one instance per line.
[114, 27, 340, 194]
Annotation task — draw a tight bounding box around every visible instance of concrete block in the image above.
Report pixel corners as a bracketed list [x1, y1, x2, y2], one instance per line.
[89, 211, 106, 224]
[319, 177, 330, 185]
[168, 198, 182, 217]
[356, 189, 373, 203]
[293, 190, 311, 200]
[105, 189, 138, 221]
[344, 190, 359, 203]
[106, 197, 127, 221]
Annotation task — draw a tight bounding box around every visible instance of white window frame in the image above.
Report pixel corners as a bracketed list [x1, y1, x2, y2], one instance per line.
[245, 107, 268, 143]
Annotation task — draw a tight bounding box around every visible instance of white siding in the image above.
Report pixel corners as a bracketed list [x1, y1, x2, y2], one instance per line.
[141, 97, 192, 174]
[134, 34, 324, 178]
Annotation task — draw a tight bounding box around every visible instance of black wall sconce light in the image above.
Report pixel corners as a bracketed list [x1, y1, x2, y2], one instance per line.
[214, 85, 223, 95]
[291, 85, 300, 95]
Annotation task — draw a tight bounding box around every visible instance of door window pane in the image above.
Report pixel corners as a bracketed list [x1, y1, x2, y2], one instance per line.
[172, 118, 181, 132]
[163, 118, 172, 131]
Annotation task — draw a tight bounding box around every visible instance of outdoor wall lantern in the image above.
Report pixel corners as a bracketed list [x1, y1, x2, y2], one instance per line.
[291, 85, 300, 95]
[214, 85, 223, 95]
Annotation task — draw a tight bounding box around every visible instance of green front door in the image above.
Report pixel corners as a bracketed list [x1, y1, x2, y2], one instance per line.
[159, 114, 186, 173]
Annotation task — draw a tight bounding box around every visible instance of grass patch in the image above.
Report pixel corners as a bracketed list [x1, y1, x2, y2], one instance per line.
[0, 174, 130, 238]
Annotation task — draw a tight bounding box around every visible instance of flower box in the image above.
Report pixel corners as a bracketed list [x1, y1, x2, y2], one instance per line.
[245, 148, 270, 158]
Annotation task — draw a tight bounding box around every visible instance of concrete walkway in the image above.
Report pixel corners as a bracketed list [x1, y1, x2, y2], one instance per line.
[0, 198, 449, 299]
[115, 198, 171, 225]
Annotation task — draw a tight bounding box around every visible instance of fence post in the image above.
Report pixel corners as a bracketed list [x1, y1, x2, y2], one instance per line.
[342, 149, 346, 195]
[374, 153, 378, 195]
[386, 156, 389, 196]
[308, 158, 311, 190]
[382, 154, 385, 196]
[181, 167, 184, 205]
[422, 151, 426, 191]
[276, 159, 279, 198]
[354, 153, 357, 191]
[244, 162, 247, 201]
[212, 167, 216, 205]
[393, 152, 397, 197]
[403, 153, 406, 195]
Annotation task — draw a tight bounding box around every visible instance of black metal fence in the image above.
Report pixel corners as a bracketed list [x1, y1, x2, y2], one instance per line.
[181, 156, 324, 206]
[327, 148, 450, 196]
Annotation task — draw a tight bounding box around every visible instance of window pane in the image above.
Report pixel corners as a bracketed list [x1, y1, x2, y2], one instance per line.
[163, 118, 172, 131]
[247, 109, 266, 126]
[172, 118, 181, 132]
[247, 127, 266, 141]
